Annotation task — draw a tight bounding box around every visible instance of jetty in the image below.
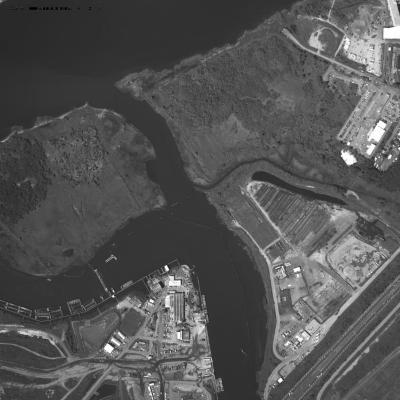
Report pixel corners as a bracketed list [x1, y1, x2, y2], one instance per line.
[105, 254, 117, 263]
[0, 259, 181, 324]
[93, 268, 112, 296]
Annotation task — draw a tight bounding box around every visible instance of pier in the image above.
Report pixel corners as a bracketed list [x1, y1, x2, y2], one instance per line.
[93, 268, 112, 296]
[0, 259, 181, 324]
[105, 254, 118, 263]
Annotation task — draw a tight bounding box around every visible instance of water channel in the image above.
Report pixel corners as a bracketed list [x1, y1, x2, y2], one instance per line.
[252, 172, 346, 205]
[0, 0, 302, 398]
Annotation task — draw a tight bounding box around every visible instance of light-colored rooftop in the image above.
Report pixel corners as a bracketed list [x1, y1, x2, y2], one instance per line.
[341, 150, 357, 166]
[104, 343, 114, 354]
[384, 26, 400, 39]
[366, 143, 377, 156]
[168, 275, 182, 287]
[368, 124, 386, 143]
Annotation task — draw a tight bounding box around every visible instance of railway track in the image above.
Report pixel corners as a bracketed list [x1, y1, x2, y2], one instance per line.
[281, 274, 400, 400]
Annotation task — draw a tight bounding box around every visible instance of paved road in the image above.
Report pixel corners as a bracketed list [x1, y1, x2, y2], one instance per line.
[281, 28, 378, 82]
[280, 270, 400, 400]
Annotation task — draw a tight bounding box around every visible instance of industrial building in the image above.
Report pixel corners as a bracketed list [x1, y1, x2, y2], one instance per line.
[110, 337, 121, 347]
[168, 275, 182, 287]
[176, 328, 191, 342]
[368, 120, 387, 142]
[336, 85, 400, 166]
[340, 150, 357, 166]
[172, 292, 185, 323]
[384, 26, 400, 40]
[280, 289, 292, 310]
[103, 343, 114, 354]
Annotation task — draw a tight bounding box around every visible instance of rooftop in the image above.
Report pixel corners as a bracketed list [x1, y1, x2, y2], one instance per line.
[341, 150, 357, 166]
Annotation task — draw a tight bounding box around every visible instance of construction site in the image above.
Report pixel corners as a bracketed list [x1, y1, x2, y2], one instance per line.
[243, 179, 399, 385]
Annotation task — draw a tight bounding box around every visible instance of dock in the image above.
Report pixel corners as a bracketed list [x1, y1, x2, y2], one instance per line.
[120, 280, 134, 290]
[83, 298, 98, 311]
[105, 254, 117, 263]
[67, 299, 85, 315]
[216, 378, 224, 393]
[93, 268, 111, 296]
[0, 258, 182, 324]
[0, 300, 33, 318]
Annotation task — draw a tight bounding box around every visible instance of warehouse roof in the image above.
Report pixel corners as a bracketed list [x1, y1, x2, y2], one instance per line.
[384, 26, 400, 40]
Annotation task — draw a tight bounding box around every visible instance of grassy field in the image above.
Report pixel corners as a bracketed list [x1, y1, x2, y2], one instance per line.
[323, 315, 400, 399]
[290, 16, 318, 49]
[120, 308, 145, 336]
[0, 331, 62, 357]
[344, 351, 400, 400]
[64, 371, 100, 400]
[65, 377, 80, 389]
[0, 343, 66, 369]
[318, 26, 343, 57]
[233, 200, 279, 250]
[118, 0, 400, 232]
[0, 369, 53, 385]
[0, 106, 164, 276]
[72, 309, 120, 354]
[3, 385, 67, 400]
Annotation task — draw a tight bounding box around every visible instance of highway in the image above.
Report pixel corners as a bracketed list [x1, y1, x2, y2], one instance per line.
[280, 265, 400, 400]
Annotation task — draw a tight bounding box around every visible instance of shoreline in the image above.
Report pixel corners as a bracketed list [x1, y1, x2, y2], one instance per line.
[204, 165, 281, 396]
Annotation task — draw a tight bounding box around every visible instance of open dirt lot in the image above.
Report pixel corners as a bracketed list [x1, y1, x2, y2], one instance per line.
[0, 105, 165, 276]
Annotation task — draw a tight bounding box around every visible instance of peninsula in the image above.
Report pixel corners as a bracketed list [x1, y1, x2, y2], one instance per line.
[117, 0, 400, 228]
[117, 0, 400, 398]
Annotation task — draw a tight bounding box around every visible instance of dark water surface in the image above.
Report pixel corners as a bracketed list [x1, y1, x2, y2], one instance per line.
[252, 171, 346, 205]
[0, 0, 299, 398]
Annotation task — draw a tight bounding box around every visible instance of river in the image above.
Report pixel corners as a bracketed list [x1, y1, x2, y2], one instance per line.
[0, 0, 301, 399]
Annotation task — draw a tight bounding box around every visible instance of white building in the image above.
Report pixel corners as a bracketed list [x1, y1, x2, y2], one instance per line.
[115, 330, 126, 341]
[165, 294, 171, 308]
[341, 149, 357, 166]
[168, 275, 182, 287]
[103, 343, 114, 354]
[366, 143, 377, 156]
[384, 26, 400, 40]
[368, 120, 386, 143]
[110, 337, 122, 347]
